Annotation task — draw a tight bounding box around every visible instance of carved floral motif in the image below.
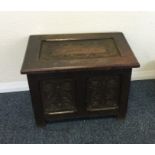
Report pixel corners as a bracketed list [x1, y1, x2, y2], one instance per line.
[86, 76, 120, 111]
[41, 79, 76, 113]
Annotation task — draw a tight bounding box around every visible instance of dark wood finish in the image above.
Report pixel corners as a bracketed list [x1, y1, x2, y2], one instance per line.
[40, 78, 77, 114]
[118, 69, 132, 118]
[21, 32, 139, 74]
[40, 38, 119, 60]
[21, 33, 140, 126]
[27, 75, 46, 126]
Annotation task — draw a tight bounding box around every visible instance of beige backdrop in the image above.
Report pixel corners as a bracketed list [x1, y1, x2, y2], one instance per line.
[0, 12, 155, 86]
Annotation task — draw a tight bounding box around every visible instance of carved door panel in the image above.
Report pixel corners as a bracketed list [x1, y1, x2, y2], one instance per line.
[39, 73, 121, 116]
[40, 78, 77, 115]
[86, 75, 121, 112]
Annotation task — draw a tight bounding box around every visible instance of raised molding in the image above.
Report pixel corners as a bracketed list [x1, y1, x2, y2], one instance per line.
[0, 70, 155, 93]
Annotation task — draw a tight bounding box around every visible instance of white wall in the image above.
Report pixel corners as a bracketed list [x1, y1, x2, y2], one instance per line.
[0, 12, 155, 91]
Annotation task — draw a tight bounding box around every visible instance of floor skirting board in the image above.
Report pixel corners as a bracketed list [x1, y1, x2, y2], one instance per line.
[0, 81, 29, 93]
[131, 70, 155, 80]
[0, 70, 155, 93]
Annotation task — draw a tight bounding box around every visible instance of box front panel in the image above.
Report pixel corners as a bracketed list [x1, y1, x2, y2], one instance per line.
[86, 75, 120, 112]
[40, 78, 77, 115]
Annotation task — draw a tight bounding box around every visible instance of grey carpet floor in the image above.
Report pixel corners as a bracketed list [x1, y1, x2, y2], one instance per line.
[0, 80, 155, 144]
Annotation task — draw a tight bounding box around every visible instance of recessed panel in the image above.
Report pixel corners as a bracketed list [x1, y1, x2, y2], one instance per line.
[39, 38, 120, 61]
[86, 75, 120, 111]
[40, 78, 77, 114]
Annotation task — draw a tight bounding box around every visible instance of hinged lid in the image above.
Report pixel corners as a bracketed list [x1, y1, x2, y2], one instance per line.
[21, 32, 140, 74]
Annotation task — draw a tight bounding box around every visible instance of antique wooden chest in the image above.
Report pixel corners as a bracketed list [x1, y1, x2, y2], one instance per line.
[21, 33, 140, 126]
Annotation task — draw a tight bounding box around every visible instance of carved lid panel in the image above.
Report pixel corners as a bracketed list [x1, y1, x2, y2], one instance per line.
[21, 33, 140, 74]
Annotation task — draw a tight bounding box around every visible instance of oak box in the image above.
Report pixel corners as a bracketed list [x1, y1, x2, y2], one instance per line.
[21, 33, 140, 126]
